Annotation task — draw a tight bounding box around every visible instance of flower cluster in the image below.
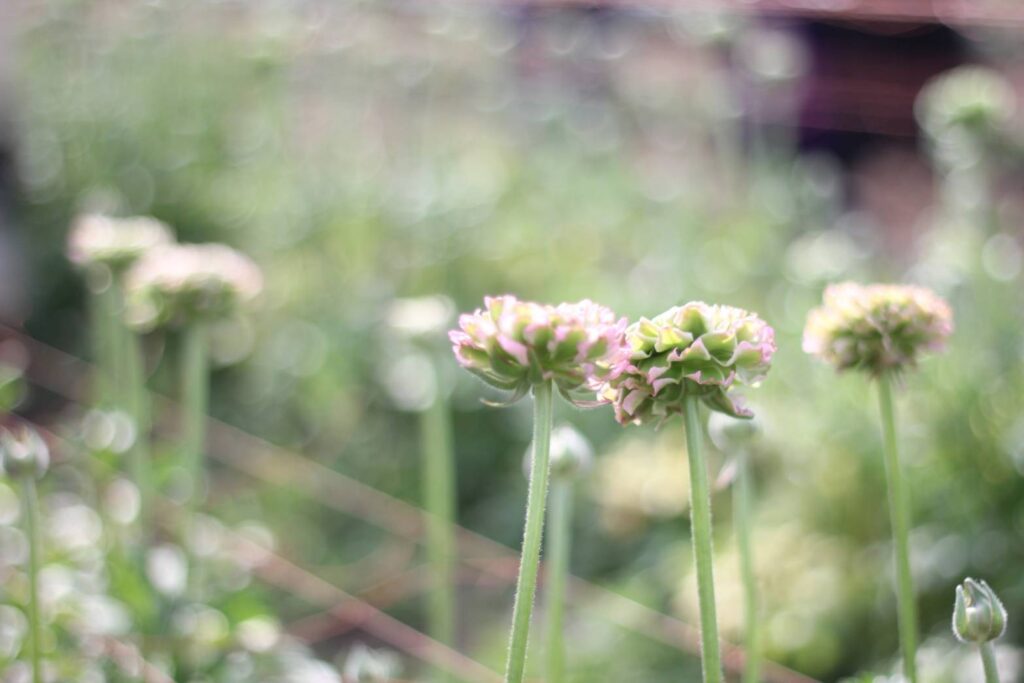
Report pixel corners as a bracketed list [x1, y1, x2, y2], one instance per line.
[449, 296, 628, 403]
[803, 282, 953, 376]
[124, 243, 264, 331]
[66, 213, 174, 273]
[601, 303, 775, 424]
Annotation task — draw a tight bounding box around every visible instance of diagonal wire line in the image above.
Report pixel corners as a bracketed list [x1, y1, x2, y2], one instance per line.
[2, 324, 820, 683]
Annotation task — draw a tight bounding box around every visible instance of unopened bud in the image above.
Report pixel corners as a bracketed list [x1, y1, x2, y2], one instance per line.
[953, 577, 1007, 643]
[707, 411, 761, 452]
[523, 423, 593, 482]
[0, 426, 50, 480]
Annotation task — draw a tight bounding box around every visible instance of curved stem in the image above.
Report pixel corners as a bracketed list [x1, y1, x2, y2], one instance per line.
[980, 642, 1000, 683]
[23, 477, 43, 683]
[544, 480, 572, 683]
[684, 396, 723, 683]
[735, 449, 760, 683]
[877, 374, 918, 683]
[421, 387, 456, 682]
[504, 380, 553, 683]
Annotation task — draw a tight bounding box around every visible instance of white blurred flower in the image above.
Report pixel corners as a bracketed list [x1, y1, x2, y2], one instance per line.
[67, 213, 174, 272]
[146, 544, 188, 597]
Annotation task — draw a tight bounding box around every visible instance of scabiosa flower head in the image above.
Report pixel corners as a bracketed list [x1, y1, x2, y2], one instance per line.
[602, 302, 775, 425]
[67, 213, 174, 273]
[124, 243, 263, 332]
[449, 296, 628, 405]
[803, 282, 953, 376]
[953, 578, 1006, 643]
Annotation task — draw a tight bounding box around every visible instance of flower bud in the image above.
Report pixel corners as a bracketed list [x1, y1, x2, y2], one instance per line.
[0, 426, 50, 480]
[522, 423, 594, 483]
[707, 411, 761, 452]
[953, 577, 1007, 643]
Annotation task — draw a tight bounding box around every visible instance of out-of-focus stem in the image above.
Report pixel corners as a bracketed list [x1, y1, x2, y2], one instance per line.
[421, 384, 456, 682]
[23, 477, 43, 683]
[125, 331, 152, 531]
[735, 449, 760, 683]
[504, 380, 553, 683]
[182, 323, 209, 507]
[877, 373, 918, 683]
[684, 396, 723, 683]
[544, 479, 572, 683]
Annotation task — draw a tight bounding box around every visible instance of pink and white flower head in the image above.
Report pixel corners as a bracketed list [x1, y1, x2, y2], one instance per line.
[124, 243, 263, 332]
[803, 282, 953, 376]
[449, 296, 628, 405]
[67, 213, 174, 273]
[601, 302, 775, 425]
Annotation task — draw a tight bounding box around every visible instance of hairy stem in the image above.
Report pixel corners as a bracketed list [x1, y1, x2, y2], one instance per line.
[504, 380, 553, 683]
[735, 449, 760, 683]
[684, 396, 723, 683]
[421, 387, 456, 681]
[544, 479, 572, 683]
[877, 374, 918, 683]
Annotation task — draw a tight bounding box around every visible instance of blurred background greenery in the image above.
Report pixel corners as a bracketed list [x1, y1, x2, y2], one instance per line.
[3, 1, 1024, 681]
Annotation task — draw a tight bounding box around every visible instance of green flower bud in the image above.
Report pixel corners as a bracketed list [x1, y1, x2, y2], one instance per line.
[953, 577, 1007, 643]
[0, 426, 50, 480]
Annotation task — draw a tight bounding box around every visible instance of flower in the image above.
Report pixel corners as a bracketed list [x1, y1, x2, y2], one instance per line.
[449, 296, 628, 404]
[953, 577, 1007, 643]
[601, 302, 775, 424]
[803, 282, 953, 376]
[67, 213, 174, 272]
[123, 243, 263, 331]
[916, 66, 1015, 142]
[0, 425, 50, 480]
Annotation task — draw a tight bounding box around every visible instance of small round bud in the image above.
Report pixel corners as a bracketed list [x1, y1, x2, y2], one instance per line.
[707, 411, 761, 452]
[549, 424, 594, 481]
[0, 426, 49, 480]
[953, 577, 1007, 643]
[523, 423, 593, 483]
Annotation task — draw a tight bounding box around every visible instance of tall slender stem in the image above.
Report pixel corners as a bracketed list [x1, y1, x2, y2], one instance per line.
[182, 323, 209, 506]
[980, 642, 1000, 683]
[877, 374, 918, 683]
[735, 449, 760, 683]
[684, 395, 724, 683]
[126, 332, 152, 531]
[421, 387, 456, 681]
[544, 479, 572, 683]
[23, 477, 43, 683]
[504, 380, 553, 683]
[684, 396, 723, 683]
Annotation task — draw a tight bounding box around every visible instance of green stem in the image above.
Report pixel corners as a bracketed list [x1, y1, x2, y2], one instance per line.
[504, 380, 553, 683]
[684, 396, 723, 683]
[544, 479, 572, 683]
[421, 387, 456, 681]
[23, 477, 43, 683]
[126, 332, 152, 531]
[980, 641, 1000, 683]
[877, 374, 918, 683]
[735, 449, 760, 683]
[182, 323, 209, 506]
[182, 323, 208, 600]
